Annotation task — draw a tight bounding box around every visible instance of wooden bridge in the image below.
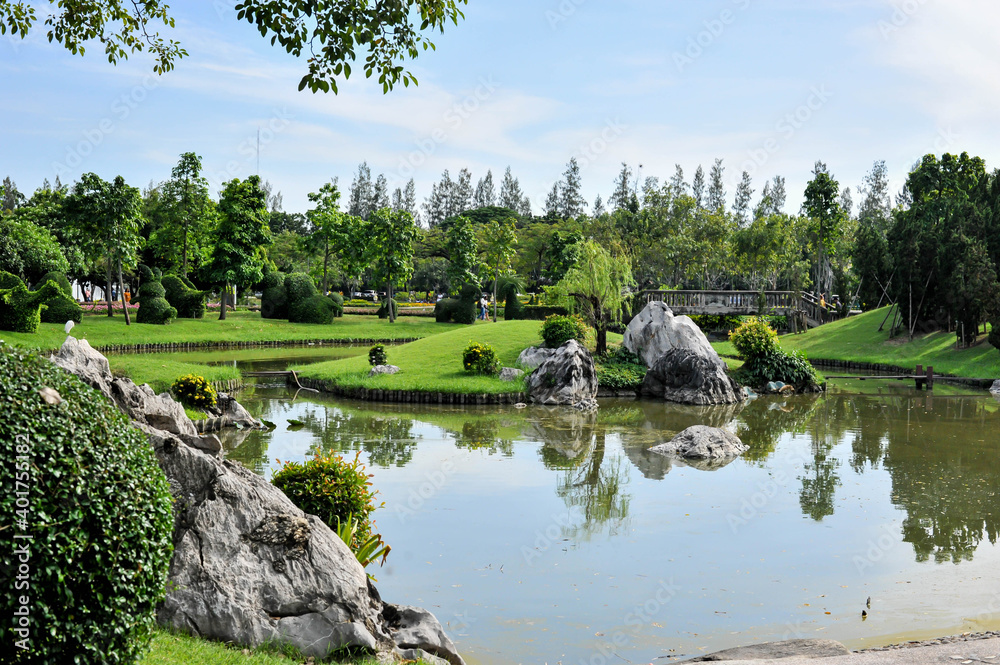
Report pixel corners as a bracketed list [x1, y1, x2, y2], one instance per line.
[639, 290, 832, 330]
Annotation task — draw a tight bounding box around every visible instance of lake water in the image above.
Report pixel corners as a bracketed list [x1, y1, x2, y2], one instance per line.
[224, 379, 1000, 664]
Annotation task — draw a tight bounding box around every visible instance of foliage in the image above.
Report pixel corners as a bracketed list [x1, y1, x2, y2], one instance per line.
[260, 271, 288, 320]
[462, 341, 501, 375]
[272, 452, 382, 548]
[434, 283, 478, 324]
[333, 515, 390, 577]
[284, 273, 334, 324]
[161, 274, 208, 319]
[368, 344, 387, 367]
[171, 373, 218, 409]
[445, 215, 479, 289]
[557, 240, 635, 354]
[327, 291, 344, 317]
[481, 217, 518, 321]
[136, 265, 178, 325]
[729, 317, 779, 360]
[0, 272, 61, 332]
[366, 208, 417, 323]
[0, 216, 69, 285]
[305, 181, 348, 295]
[0, 344, 174, 664]
[498, 276, 525, 320]
[147, 152, 216, 277]
[541, 313, 588, 348]
[594, 346, 646, 390]
[209, 175, 272, 320]
[36, 270, 71, 296]
[39, 290, 83, 324]
[738, 349, 820, 389]
[688, 314, 743, 333]
[377, 298, 398, 320]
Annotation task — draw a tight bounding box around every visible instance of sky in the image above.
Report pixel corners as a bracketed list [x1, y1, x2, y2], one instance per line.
[2, 0, 999, 218]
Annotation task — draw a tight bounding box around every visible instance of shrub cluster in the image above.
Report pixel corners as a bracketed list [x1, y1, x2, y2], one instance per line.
[327, 291, 344, 317]
[435, 283, 478, 324]
[541, 313, 588, 348]
[730, 317, 819, 388]
[135, 266, 177, 325]
[729, 317, 779, 359]
[462, 341, 501, 375]
[33, 271, 83, 324]
[594, 346, 647, 390]
[171, 373, 218, 410]
[0, 344, 174, 664]
[497, 277, 525, 321]
[0, 271, 62, 333]
[368, 343, 388, 366]
[260, 271, 288, 320]
[285, 273, 336, 324]
[272, 452, 382, 548]
[162, 274, 208, 318]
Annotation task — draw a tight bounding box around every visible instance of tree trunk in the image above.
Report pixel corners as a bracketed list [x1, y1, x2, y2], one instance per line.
[105, 263, 114, 317]
[182, 219, 189, 277]
[117, 259, 130, 326]
[219, 282, 229, 321]
[387, 280, 395, 323]
[492, 278, 499, 322]
[596, 326, 607, 356]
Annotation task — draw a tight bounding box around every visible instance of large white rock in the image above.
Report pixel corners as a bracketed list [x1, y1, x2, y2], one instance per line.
[649, 425, 747, 459]
[624, 301, 716, 368]
[517, 345, 558, 370]
[990, 379, 1000, 395]
[526, 340, 598, 410]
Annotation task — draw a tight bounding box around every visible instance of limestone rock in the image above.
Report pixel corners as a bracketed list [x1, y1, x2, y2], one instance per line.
[683, 638, 850, 661]
[525, 340, 598, 410]
[50, 336, 113, 397]
[369, 364, 401, 377]
[499, 367, 524, 382]
[641, 348, 746, 406]
[624, 301, 716, 368]
[649, 425, 747, 460]
[383, 604, 467, 665]
[517, 346, 557, 370]
[991, 379, 1000, 395]
[216, 392, 263, 429]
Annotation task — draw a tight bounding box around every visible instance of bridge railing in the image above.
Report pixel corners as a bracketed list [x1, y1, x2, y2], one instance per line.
[641, 290, 802, 313]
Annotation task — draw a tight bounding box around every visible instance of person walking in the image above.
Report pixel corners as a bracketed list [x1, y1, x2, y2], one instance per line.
[479, 295, 488, 320]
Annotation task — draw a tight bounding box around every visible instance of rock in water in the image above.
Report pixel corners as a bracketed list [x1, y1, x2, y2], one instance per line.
[991, 379, 1000, 395]
[517, 345, 558, 370]
[216, 392, 264, 429]
[526, 340, 598, 410]
[641, 348, 746, 405]
[649, 425, 747, 459]
[624, 301, 716, 368]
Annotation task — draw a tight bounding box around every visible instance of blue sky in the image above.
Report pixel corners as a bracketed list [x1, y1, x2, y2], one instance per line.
[2, 0, 997, 217]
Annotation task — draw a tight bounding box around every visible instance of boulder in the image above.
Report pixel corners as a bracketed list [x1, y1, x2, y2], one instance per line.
[517, 345, 557, 370]
[624, 301, 716, 368]
[525, 340, 598, 410]
[649, 425, 747, 460]
[991, 379, 1000, 395]
[216, 392, 263, 429]
[499, 367, 524, 382]
[369, 364, 401, 377]
[682, 638, 850, 661]
[50, 336, 113, 397]
[641, 348, 746, 406]
[383, 604, 466, 665]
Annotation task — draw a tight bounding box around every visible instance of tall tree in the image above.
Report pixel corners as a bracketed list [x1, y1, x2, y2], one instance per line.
[544, 183, 561, 218]
[481, 217, 518, 321]
[609, 163, 633, 212]
[707, 159, 726, 213]
[372, 174, 391, 212]
[558, 157, 587, 218]
[156, 152, 214, 276]
[732, 171, 754, 227]
[853, 161, 892, 308]
[668, 165, 687, 199]
[445, 215, 479, 290]
[209, 175, 272, 320]
[803, 164, 845, 297]
[498, 166, 525, 212]
[474, 170, 496, 208]
[306, 181, 346, 294]
[1, 176, 26, 212]
[558, 240, 635, 355]
[593, 194, 606, 218]
[452, 168, 474, 217]
[769, 175, 787, 214]
[691, 165, 706, 209]
[367, 208, 417, 322]
[348, 162, 374, 219]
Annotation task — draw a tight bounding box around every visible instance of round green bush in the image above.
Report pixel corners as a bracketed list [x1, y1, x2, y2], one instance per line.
[35, 271, 71, 297]
[739, 349, 820, 389]
[170, 373, 218, 409]
[284, 272, 318, 305]
[289, 294, 335, 324]
[260, 272, 288, 320]
[729, 317, 779, 360]
[39, 291, 83, 324]
[462, 341, 501, 375]
[368, 344, 388, 366]
[0, 345, 174, 664]
[135, 266, 177, 325]
[162, 274, 208, 319]
[541, 314, 588, 348]
[377, 298, 398, 319]
[272, 452, 381, 548]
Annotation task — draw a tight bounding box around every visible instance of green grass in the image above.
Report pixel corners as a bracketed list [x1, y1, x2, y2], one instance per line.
[295, 320, 543, 394]
[712, 308, 999, 379]
[141, 630, 431, 665]
[107, 355, 242, 394]
[0, 312, 464, 353]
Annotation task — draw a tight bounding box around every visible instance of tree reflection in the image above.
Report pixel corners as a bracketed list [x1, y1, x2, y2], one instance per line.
[555, 430, 631, 538]
[452, 418, 514, 456]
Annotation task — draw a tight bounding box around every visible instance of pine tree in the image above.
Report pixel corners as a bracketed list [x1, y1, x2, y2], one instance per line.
[691, 165, 706, 209]
[474, 170, 496, 208]
[707, 158, 726, 213]
[769, 175, 787, 213]
[753, 181, 772, 221]
[839, 187, 854, 219]
[609, 162, 633, 211]
[451, 168, 473, 217]
[391, 187, 404, 211]
[372, 174, 390, 212]
[558, 157, 587, 218]
[402, 179, 418, 217]
[593, 194, 606, 217]
[348, 162, 374, 219]
[732, 171, 754, 226]
[422, 171, 453, 228]
[544, 183, 561, 217]
[518, 195, 532, 217]
[498, 166, 525, 211]
[669, 164, 687, 198]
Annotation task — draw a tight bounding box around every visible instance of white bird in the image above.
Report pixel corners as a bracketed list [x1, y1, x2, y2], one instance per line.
[64, 320, 75, 335]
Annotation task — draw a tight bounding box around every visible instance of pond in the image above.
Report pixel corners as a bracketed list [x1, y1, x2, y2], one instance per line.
[218, 375, 1000, 664]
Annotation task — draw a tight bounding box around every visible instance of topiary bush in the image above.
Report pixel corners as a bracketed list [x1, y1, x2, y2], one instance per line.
[32, 272, 83, 324]
[462, 341, 501, 375]
[260, 272, 288, 320]
[290, 295, 335, 324]
[0, 344, 174, 664]
[435, 284, 479, 324]
[327, 291, 344, 318]
[135, 266, 177, 325]
[729, 317, 779, 360]
[162, 274, 208, 319]
[368, 344, 387, 366]
[541, 313, 588, 348]
[35, 271, 71, 296]
[498, 277, 525, 321]
[284, 272, 317, 305]
[377, 298, 398, 319]
[171, 373, 218, 410]
[0, 271, 61, 333]
[739, 349, 820, 389]
[272, 451, 383, 548]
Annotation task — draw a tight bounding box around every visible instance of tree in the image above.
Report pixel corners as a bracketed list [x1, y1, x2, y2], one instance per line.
[306, 181, 347, 294]
[0, 217, 69, 285]
[481, 218, 518, 321]
[853, 161, 893, 308]
[544, 183, 561, 218]
[2, 1, 468, 93]
[803, 164, 845, 297]
[453, 168, 473, 217]
[609, 163, 633, 212]
[348, 162, 374, 219]
[367, 208, 417, 322]
[707, 158, 726, 213]
[474, 170, 496, 208]
[558, 157, 587, 219]
[592, 195, 606, 218]
[153, 152, 215, 276]
[372, 174, 391, 212]
[558, 240, 635, 355]
[209, 176, 272, 320]
[65, 173, 143, 322]
[498, 166, 525, 212]
[392, 178, 418, 218]
[1, 176, 26, 212]
[445, 216, 479, 290]
[732, 170, 754, 227]
[691, 165, 706, 209]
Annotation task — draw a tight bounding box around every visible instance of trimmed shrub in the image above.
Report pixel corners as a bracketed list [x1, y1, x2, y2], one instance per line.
[327, 292, 344, 318]
[36, 271, 72, 296]
[739, 349, 820, 389]
[290, 295, 335, 324]
[463, 341, 501, 376]
[434, 283, 479, 324]
[541, 313, 588, 348]
[377, 298, 398, 319]
[0, 344, 174, 664]
[284, 272, 317, 305]
[32, 272, 83, 324]
[135, 265, 177, 325]
[0, 271, 61, 333]
[171, 373, 218, 410]
[272, 452, 382, 548]
[498, 277, 525, 321]
[729, 317, 779, 360]
[368, 344, 387, 366]
[260, 272, 288, 320]
[162, 274, 208, 319]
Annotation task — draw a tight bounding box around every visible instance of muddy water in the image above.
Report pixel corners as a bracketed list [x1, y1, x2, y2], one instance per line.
[227, 384, 1000, 664]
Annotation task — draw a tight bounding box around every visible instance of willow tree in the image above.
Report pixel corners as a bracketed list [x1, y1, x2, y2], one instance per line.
[558, 240, 635, 355]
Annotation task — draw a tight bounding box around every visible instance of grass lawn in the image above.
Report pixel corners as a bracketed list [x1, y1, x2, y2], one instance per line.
[295, 319, 543, 394]
[0, 312, 463, 353]
[107, 355, 243, 394]
[713, 308, 999, 379]
[141, 630, 433, 665]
